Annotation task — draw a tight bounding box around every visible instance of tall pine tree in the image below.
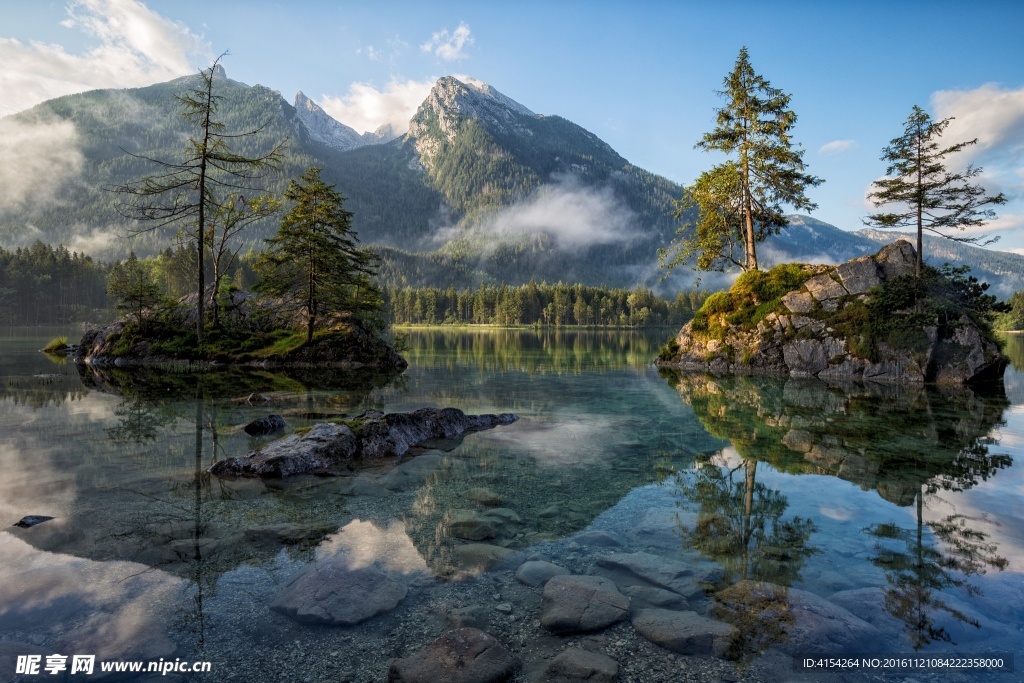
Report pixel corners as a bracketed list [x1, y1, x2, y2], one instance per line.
[663, 47, 821, 275]
[115, 54, 282, 343]
[865, 105, 1006, 277]
[256, 167, 382, 342]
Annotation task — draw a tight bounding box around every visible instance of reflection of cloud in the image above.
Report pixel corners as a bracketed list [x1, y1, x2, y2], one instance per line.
[318, 78, 433, 135]
[0, 534, 181, 658]
[0, 118, 83, 215]
[819, 505, 855, 522]
[420, 22, 474, 61]
[315, 519, 428, 577]
[478, 415, 640, 466]
[0, 0, 208, 116]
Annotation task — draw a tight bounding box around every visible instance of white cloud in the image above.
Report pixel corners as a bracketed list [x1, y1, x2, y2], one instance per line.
[318, 78, 434, 135]
[932, 84, 1024, 164]
[0, 118, 84, 213]
[441, 175, 641, 249]
[0, 0, 209, 117]
[420, 22, 474, 61]
[931, 84, 1024, 203]
[819, 139, 855, 155]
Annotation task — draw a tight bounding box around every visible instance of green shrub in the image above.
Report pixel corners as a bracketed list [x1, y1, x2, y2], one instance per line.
[42, 336, 68, 353]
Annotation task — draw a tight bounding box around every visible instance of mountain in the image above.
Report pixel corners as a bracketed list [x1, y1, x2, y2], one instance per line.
[1, 70, 1020, 296]
[292, 91, 395, 152]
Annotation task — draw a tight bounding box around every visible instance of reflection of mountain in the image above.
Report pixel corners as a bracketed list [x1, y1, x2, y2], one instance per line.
[663, 371, 1011, 506]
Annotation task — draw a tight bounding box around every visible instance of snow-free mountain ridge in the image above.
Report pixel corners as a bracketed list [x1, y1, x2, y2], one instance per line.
[2, 69, 1021, 295]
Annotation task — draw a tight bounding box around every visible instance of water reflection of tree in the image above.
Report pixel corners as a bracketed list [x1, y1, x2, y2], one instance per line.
[665, 370, 1012, 653]
[674, 459, 817, 587]
[867, 487, 1008, 649]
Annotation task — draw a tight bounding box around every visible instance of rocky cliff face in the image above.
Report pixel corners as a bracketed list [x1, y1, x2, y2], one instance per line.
[659, 241, 1007, 385]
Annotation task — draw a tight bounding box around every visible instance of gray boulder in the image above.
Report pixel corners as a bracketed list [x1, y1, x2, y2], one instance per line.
[540, 575, 629, 634]
[632, 609, 734, 656]
[388, 628, 517, 683]
[594, 552, 701, 600]
[210, 422, 356, 478]
[515, 560, 570, 587]
[243, 414, 286, 435]
[271, 562, 408, 625]
[539, 648, 618, 683]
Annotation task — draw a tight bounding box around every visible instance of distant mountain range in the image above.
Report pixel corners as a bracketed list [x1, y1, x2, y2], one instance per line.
[2, 70, 1021, 295]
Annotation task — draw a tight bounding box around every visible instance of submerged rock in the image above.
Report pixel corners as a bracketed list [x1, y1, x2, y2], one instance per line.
[515, 560, 570, 587]
[242, 414, 286, 435]
[12, 515, 54, 528]
[715, 580, 882, 655]
[540, 575, 629, 634]
[659, 241, 1007, 385]
[541, 648, 619, 683]
[631, 609, 734, 656]
[271, 562, 409, 626]
[208, 407, 519, 478]
[387, 628, 517, 683]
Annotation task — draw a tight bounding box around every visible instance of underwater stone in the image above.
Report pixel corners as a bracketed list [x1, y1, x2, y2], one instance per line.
[242, 414, 286, 435]
[387, 628, 517, 683]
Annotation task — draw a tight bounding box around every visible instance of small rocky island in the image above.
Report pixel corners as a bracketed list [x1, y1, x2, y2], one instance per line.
[209, 407, 519, 478]
[73, 290, 407, 371]
[658, 241, 1007, 384]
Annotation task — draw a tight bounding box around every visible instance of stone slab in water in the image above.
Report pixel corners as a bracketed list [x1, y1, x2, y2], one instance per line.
[12, 515, 54, 528]
[242, 414, 286, 435]
[271, 561, 408, 625]
[209, 408, 518, 478]
[632, 608, 734, 656]
[515, 560, 570, 587]
[542, 648, 618, 683]
[594, 551, 701, 599]
[387, 628, 517, 683]
[540, 575, 629, 634]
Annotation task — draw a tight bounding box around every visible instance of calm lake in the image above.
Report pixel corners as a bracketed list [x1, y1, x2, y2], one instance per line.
[2, 327, 1023, 682]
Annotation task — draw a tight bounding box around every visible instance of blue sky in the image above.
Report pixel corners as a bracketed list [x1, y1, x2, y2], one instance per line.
[2, 0, 1023, 252]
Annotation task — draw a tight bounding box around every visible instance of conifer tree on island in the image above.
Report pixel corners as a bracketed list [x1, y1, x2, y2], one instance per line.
[865, 105, 1006, 277]
[256, 167, 383, 343]
[661, 47, 822, 275]
[115, 53, 283, 343]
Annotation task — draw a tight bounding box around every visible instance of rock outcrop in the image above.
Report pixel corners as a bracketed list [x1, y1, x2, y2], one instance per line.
[208, 407, 519, 478]
[659, 241, 1007, 384]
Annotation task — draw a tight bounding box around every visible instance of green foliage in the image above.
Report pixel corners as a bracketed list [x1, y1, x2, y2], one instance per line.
[256, 167, 384, 340]
[690, 263, 813, 340]
[819, 264, 1004, 362]
[107, 252, 164, 326]
[384, 281, 706, 328]
[664, 46, 822, 275]
[43, 336, 69, 353]
[994, 291, 1024, 331]
[0, 241, 110, 324]
[866, 105, 1007, 276]
[657, 337, 681, 362]
[115, 54, 284, 341]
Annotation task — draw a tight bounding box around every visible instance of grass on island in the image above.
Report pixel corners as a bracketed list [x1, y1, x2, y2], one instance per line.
[42, 335, 69, 353]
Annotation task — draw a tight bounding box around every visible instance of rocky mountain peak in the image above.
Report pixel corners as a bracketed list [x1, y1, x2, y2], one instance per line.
[292, 91, 376, 153]
[407, 76, 537, 158]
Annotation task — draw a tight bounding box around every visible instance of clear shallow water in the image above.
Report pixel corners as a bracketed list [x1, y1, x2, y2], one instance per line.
[1, 328, 1023, 682]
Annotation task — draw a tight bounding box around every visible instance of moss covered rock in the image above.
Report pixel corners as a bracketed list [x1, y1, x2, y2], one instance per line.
[658, 241, 1007, 385]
